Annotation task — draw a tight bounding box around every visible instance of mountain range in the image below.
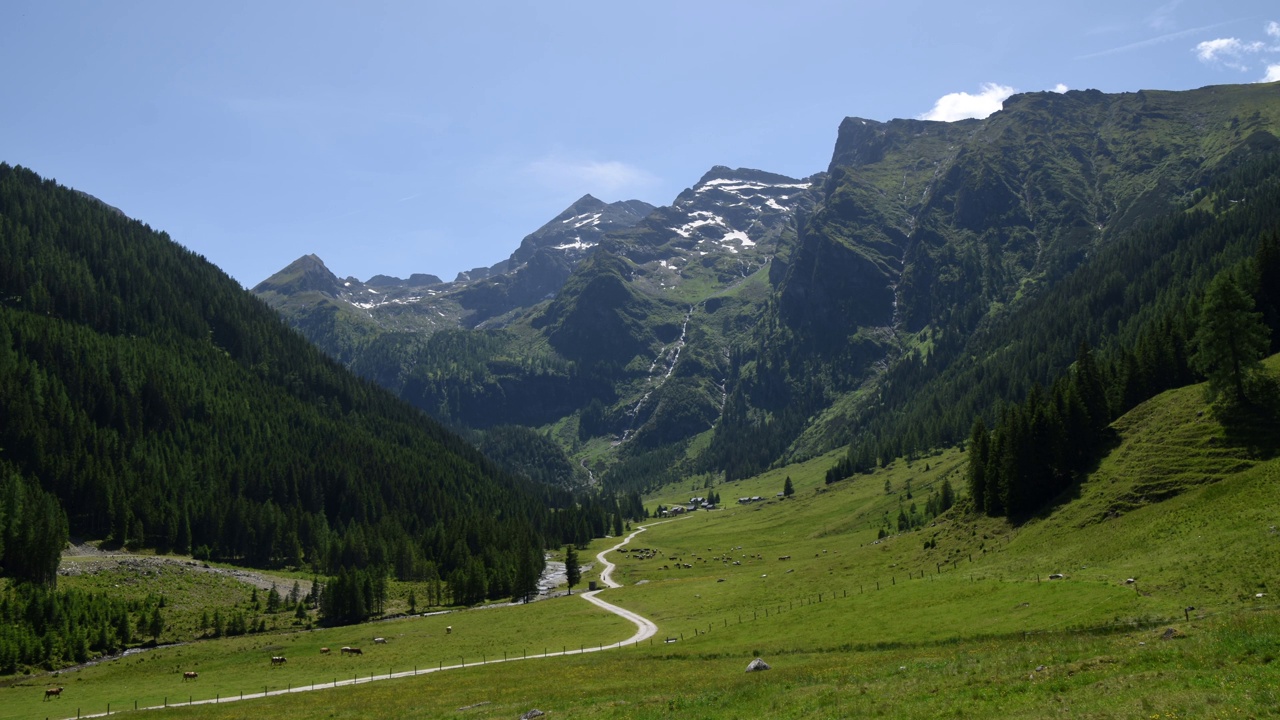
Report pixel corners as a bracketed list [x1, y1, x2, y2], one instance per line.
[257, 82, 1280, 492]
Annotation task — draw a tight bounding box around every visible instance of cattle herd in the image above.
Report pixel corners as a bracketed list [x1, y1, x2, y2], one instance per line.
[48, 629, 407, 699]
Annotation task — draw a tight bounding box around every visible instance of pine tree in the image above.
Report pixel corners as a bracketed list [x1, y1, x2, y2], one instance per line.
[783, 476, 795, 498]
[564, 545, 580, 595]
[148, 606, 164, 641]
[967, 418, 988, 512]
[1191, 272, 1271, 402]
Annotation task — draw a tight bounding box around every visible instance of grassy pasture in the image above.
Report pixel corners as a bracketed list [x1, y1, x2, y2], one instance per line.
[0, 594, 631, 720]
[12, 366, 1280, 718]
[57, 610, 1280, 719]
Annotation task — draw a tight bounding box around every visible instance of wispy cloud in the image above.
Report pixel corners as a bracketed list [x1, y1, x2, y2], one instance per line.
[1078, 20, 1234, 59]
[523, 155, 659, 198]
[1194, 21, 1280, 77]
[1146, 0, 1183, 32]
[1195, 37, 1266, 70]
[1264, 65, 1280, 82]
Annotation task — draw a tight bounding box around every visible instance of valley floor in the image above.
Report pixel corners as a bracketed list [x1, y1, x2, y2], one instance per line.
[7, 369, 1280, 719]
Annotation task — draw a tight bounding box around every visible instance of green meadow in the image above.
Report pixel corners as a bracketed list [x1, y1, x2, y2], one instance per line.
[11, 364, 1280, 719]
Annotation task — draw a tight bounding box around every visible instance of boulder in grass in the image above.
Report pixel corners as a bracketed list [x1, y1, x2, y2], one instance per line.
[745, 658, 771, 672]
[520, 710, 545, 719]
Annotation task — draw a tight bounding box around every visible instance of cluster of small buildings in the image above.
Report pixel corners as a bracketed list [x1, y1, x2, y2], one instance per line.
[658, 497, 718, 517]
[737, 496, 765, 505]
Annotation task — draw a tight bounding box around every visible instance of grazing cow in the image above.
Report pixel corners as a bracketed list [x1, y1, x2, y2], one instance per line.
[373, 637, 387, 644]
[341, 646, 363, 656]
[445, 626, 452, 635]
[271, 656, 287, 666]
[44, 687, 63, 700]
[183, 671, 199, 681]
[320, 647, 331, 654]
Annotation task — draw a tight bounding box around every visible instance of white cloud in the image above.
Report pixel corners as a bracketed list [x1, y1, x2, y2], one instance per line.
[524, 155, 659, 197]
[1195, 37, 1266, 70]
[1052, 83, 1070, 93]
[1263, 64, 1280, 82]
[1267, 21, 1280, 38]
[918, 83, 1016, 122]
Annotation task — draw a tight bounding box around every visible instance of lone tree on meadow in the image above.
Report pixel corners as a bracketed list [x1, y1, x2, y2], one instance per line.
[564, 545, 580, 595]
[783, 476, 795, 498]
[1192, 272, 1271, 403]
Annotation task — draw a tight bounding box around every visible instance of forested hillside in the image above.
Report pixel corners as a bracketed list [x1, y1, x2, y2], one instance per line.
[0, 163, 553, 605]
[827, 150, 1280, 485]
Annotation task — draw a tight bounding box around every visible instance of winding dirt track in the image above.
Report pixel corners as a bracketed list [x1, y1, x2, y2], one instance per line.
[578, 525, 659, 646]
[65, 522, 667, 719]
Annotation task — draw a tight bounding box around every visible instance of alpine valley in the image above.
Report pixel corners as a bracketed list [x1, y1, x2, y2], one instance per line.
[3, 79, 1280, 719]
[256, 82, 1280, 494]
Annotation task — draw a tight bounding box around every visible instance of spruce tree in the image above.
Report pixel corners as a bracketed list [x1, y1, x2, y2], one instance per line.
[564, 545, 580, 595]
[1191, 272, 1271, 403]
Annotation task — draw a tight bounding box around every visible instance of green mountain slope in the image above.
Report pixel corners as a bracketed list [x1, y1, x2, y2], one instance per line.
[0, 163, 547, 601]
[727, 83, 1280, 479]
[255, 82, 1280, 499]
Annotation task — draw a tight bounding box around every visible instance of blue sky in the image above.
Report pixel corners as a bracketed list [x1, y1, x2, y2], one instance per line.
[3, 1, 1278, 287]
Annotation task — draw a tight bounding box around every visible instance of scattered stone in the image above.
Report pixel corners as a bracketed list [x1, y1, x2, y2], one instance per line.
[519, 710, 545, 719]
[1035, 665, 1046, 672]
[1256, 593, 1266, 598]
[457, 701, 491, 711]
[745, 658, 771, 672]
[1048, 573, 1064, 580]
[1124, 578, 1136, 585]
[1160, 628, 1181, 640]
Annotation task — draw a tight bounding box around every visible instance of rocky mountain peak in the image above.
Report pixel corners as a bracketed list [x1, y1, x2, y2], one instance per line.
[252, 254, 344, 296]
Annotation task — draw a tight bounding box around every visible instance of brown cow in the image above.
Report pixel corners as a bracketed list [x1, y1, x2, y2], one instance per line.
[44, 687, 63, 700]
[320, 647, 331, 654]
[341, 646, 363, 656]
[271, 656, 287, 666]
[183, 671, 199, 681]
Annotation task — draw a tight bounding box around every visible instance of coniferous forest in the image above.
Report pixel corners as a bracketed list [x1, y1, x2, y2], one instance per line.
[0, 164, 658, 667]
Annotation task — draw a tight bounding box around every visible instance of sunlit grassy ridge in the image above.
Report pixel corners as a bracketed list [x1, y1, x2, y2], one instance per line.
[13, 363, 1280, 718]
